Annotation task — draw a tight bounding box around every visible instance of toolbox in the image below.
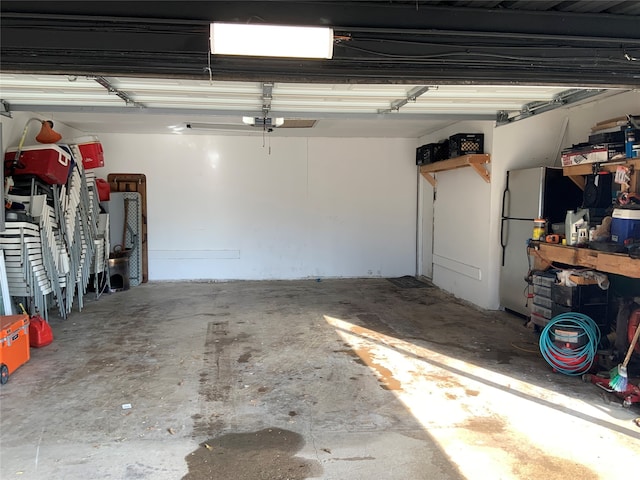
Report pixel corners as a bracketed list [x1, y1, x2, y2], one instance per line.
[0, 314, 31, 384]
[560, 142, 625, 166]
[5, 144, 72, 185]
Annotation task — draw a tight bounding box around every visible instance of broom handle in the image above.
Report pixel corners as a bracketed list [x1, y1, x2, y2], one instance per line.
[622, 322, 640, 368]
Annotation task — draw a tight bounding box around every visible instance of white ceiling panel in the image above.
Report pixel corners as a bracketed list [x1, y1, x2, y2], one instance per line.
[0, 73, 622, 137]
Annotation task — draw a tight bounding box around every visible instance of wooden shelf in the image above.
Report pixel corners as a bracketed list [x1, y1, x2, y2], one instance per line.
[531, 242, 640, 278]
[420, 154, 490, 187]
[563, 158, 640, 191]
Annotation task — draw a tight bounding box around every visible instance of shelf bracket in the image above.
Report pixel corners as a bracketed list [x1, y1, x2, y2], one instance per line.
[469, 158, 491, 183]
[420, 170, 437, 188]
[419, 154, 491, 187]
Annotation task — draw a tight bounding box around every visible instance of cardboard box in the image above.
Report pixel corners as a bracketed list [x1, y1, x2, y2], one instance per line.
[561, 142, 625, 166]
[568, 274, 599, 285]
[0, 314, 30, 382]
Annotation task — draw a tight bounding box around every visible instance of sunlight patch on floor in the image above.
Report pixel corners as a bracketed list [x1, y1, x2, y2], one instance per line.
[324, 315, 640, 480]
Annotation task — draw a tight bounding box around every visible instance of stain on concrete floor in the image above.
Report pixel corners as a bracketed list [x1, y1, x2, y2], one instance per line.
[459, 415, 599, 480]
[183, 428, 322, 480]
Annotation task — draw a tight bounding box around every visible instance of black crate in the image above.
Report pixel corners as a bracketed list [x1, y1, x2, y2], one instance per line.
[551, 303, 609, 327]
[448, 133, 484, 158]
[551, 284, 608, 308]
[416, 141, 449, 165]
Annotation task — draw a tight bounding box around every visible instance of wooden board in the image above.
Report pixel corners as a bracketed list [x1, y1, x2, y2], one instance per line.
[107, 174, 148, 283]
[420, 154, 491, 187]
[562, 158, 640, 192]
[533, 242, 640, 278]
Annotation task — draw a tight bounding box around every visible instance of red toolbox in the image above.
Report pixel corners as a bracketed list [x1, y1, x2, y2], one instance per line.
[0, 314, 31, 384]
[71, 136, 105, 169]
[5, 144, 72, 184]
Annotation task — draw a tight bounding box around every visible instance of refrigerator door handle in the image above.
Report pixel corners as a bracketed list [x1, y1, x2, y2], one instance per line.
[500, 218, 508, 266]
[502, 172, 510, 218]
[502, 188, 510, 219]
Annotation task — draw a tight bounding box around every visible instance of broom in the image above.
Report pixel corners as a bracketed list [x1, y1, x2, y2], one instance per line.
[609, 321, 640, 392]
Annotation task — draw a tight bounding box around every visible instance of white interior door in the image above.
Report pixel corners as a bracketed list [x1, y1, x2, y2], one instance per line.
[418, 173, 434, 279]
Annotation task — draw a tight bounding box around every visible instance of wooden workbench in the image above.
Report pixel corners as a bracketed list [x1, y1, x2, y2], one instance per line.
[531, 242, 640, 278]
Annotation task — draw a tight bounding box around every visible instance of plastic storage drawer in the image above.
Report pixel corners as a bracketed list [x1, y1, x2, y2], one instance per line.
[533, 271, 557, 288]
[533, 295, 553, 309]
[533, 285, 551, 298]
[532, 304, 553, 319]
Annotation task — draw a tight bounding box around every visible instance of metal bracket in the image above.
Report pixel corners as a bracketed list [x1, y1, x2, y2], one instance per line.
[262, 82, 273, 117]
[91, 76, 145, 108]
[0, 100, 12, 118]
[378, 86, 434, 114]
[496, 88, 606, 126]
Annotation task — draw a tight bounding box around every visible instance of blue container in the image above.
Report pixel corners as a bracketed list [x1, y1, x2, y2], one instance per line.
[611, 208, 640, 244]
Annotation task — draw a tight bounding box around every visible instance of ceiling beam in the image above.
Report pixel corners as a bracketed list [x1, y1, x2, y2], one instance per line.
[1, 3, 639, 87]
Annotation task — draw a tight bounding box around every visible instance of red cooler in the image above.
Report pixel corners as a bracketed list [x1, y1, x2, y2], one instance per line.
[71, 136, 104, 169]
[5, 144, 72, 184]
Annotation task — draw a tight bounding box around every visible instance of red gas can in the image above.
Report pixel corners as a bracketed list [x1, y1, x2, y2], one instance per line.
[29, 315, 53, 348]
[95, 178, 111, 201]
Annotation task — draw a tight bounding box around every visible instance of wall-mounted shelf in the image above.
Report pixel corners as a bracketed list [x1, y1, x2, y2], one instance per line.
[419, 154, 491, 187]
[531, 242, 640, 279]
[563, 158, 639, 191]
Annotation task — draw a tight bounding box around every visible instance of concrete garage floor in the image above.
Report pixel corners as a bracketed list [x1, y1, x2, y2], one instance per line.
[1, 278, 639, 479]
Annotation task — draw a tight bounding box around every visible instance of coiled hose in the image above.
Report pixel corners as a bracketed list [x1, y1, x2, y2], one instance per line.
[539, 312, 600, 376]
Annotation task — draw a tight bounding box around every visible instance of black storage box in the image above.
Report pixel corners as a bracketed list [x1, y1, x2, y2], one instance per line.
[416, 141, 449, 165]
[448, 133, 484, 158]
[588, 127, 627, 145]
[551, 284, 608, 308]
[551, 303, 609, 327]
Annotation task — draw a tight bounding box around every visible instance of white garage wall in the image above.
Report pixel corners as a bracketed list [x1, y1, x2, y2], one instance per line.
[92, 133, 417, 280]
[419, 90, 639, 311]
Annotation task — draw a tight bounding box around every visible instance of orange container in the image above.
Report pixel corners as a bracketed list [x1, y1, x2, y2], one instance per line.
[0, 314, 31, 384]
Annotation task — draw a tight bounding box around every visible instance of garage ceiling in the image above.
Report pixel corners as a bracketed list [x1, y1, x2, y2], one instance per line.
[1, 1, 638, 137]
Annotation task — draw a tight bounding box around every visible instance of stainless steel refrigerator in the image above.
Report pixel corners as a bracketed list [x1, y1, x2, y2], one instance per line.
[500, 166, 583, 316]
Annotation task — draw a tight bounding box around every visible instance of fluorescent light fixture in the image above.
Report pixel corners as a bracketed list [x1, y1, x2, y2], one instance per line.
[210, 23, 333, 59]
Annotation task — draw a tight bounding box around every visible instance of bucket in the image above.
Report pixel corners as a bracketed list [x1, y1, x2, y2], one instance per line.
[108, 257, 130, 291]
